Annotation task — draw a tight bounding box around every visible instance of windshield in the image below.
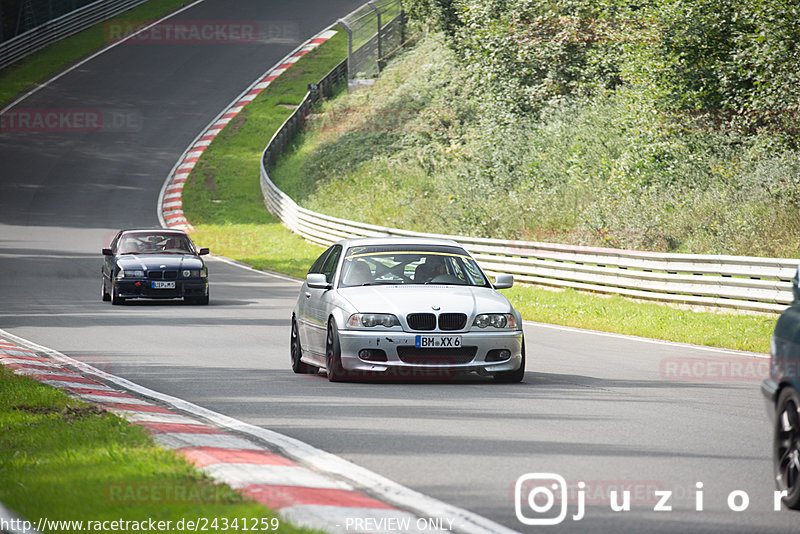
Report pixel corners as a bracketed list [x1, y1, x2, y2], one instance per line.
[117, 233, 194, 255]
[339, 245, 490, 288]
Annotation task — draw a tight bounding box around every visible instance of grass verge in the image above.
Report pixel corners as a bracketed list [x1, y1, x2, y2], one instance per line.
[0, 0, 191, 107]
[503, 287, 774, 353]
[0, 366, 314, 533]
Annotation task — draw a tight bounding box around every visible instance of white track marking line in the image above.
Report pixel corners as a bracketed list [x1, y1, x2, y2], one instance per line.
[201, 464, 352, 490]
[0, 0, 206, 115]
[207, 255, 302, 285]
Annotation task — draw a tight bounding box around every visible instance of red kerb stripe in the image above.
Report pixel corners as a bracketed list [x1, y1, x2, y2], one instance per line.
[177, 447, 296, 468]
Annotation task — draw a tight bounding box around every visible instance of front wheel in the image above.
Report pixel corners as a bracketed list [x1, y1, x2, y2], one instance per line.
[101, 274, 111, 301]
[774, 386, 800, 509]
[110, 276, 125, 305]
[325, 320, 347, 382]
[494, 339, 525, 383]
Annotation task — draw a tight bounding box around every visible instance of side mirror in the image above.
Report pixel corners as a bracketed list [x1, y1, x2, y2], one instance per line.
[793, 265, 800, 303]
[306, 273, 331, 290]
[493, 273, 514, 290]
[102, 248, 113, 256]
[198, 248, 210, 256]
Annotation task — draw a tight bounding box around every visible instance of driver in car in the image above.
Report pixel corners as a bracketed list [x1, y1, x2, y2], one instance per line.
[416, 256, 447, 283]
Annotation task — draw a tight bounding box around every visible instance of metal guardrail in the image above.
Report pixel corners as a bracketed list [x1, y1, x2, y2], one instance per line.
[259, 60, 798, 315]
[0, 0, 148, 71]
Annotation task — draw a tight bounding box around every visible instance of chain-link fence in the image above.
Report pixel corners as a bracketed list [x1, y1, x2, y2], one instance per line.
[0, 0, 98, 42]
[338, 0, 404, 84]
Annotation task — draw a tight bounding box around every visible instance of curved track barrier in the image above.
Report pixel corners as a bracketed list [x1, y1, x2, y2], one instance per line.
[259, 65, 797, 316]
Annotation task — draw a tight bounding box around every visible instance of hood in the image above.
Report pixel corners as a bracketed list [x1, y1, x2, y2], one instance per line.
[117, 254, 204, 270]
[338, 285, 512, 316]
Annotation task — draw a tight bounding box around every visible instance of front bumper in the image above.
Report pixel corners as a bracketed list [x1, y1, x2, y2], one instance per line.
[114, 279, 208, 300]
[337, 328, 524, 378]
[761, 379, 779, 420]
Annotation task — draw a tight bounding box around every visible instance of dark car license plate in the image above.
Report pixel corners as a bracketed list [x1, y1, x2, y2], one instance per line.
[152, 281, 175, 289]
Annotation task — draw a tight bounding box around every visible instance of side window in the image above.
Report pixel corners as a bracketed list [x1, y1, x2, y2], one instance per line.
[308, 248, 331, 275]
[321, 245, 342, 282]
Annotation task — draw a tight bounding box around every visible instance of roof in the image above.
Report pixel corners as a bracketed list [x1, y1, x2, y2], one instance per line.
[335, 236, 462, 249]
[120, 228, 190, 236]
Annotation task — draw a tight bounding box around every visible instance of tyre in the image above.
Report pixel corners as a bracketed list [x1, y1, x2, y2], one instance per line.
[325, 320, 347, 382]
[101, 274, 111, 301]
[110, 277, 125, 305]
[774, 386, 800, 509]
[291, 317, 314, 374]
[494, 338, 525, 383]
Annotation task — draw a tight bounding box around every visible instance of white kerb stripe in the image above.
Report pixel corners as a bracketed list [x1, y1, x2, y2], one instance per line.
[154, 433, 264, 450]
[78, 394, 152, 405]
[41, 380, 114, 391]
[13, 368, 79, 378]
[202, 463, 352, 490]
[0, 358, 61, 367]
[115, 411, 200, 425]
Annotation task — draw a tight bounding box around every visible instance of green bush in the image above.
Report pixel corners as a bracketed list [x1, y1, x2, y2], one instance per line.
[270, 26, 800, 257]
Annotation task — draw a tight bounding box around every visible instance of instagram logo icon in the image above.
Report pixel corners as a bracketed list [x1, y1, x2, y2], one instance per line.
[515, 473, 584, 525]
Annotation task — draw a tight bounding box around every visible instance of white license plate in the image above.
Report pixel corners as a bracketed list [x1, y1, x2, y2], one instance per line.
[415, 335, 462, 348]
[152, 281, 175, 289]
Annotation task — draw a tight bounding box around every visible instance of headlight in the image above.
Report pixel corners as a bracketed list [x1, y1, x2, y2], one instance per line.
[182, 269, 204, 278]
[473, 313, 517, 329]
[347, 313, 400, 328]
[118, 269, 144, 278]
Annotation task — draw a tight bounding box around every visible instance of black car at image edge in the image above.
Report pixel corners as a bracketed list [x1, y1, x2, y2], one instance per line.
[762, 266, 800, 510]
[101, 229, 209, 305]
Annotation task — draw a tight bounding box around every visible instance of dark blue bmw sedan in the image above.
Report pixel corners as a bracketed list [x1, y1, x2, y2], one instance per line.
[102, 229, 209, 305]
[762, 267, 800, 510]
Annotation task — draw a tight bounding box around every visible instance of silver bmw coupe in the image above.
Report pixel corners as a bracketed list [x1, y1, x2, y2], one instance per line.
[291, 237, 525, 382]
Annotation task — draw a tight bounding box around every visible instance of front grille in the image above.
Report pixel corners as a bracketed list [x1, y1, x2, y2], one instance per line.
[147, 271, 178, 280]
[397, 346, 477, 364]
[407, 313, 436, 331]
[438, 313, 467, 331]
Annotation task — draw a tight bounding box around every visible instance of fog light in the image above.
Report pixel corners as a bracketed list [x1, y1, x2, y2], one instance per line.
[486, 349, 511, 362]
[358, 349, 388, 362]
